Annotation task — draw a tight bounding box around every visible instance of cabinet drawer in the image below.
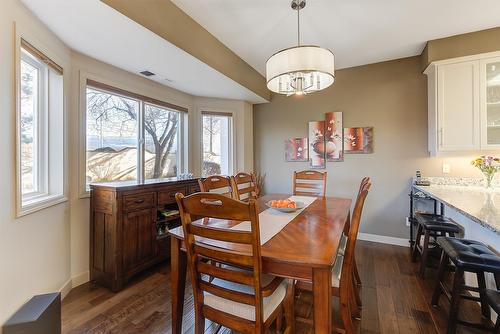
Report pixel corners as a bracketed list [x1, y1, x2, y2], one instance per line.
[158, 187, 187, 205]
[123, 192, 156, 211]
[188, 184, 201, 194]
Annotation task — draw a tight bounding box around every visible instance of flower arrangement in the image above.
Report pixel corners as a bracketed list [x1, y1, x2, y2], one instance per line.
[471, 155, 500, 188]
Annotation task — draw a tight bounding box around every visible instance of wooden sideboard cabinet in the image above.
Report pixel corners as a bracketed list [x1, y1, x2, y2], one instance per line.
[89, 178, 200, 291]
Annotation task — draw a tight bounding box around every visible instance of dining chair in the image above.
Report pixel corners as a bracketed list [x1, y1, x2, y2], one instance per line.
[198, 175, 234, 197]
[338, 177, 370, 308]
[292, 170, 327, 197]
[296, 179, 371, 334]
[232, 172, 259, 202]
[175, 192, 295, 334]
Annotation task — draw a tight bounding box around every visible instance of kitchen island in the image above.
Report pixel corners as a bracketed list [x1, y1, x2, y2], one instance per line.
[413, 184, 499, 237]
[413, 181, 500, 298]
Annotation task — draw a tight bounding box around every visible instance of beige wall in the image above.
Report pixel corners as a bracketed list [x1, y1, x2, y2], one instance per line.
[1, 2, 255, 325]
[0, 0, 72, 328]
[254, 56, 485, 239]
[422, 27, 500, 70]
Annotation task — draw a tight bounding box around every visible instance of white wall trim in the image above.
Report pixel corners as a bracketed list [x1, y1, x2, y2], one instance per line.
[58, 278, 73, 300]
[71, 271, 90, 288]
[357, 232, 409, 247]
[57, 271, 90, 300]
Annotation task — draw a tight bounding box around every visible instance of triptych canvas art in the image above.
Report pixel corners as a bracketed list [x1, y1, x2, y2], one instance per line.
[285, 111, 373, 168]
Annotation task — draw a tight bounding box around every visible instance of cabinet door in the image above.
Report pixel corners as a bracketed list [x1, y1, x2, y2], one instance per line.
[437, 61, 480, 151]
[123, 208, 156, 272]
[480, 57, 500, 148]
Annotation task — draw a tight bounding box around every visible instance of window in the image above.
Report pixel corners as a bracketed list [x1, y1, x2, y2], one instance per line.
[144, 103, 180, 179]
[20, 51, 44, 196]
[85, 81, 185, 188]
[202, 112, 233, 177]
[17, 39, 65, 216]
[86, 88, 139, 183]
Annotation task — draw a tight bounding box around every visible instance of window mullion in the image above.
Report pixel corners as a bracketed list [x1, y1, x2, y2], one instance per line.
[138, 101, 145, 182]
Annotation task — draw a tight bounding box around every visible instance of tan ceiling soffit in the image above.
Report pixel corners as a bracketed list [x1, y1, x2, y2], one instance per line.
[102, 0, 270, 102]
[421, 26, 500, 71]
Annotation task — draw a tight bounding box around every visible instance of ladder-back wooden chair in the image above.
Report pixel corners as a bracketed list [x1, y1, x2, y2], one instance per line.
[338, 177, 370, 309]
[198, 175, 234, 198]
[292, 170, 327, 197]
[232, 172, 259, 202]
[176, 192, 295, 334]
[296, 179, 371, 334]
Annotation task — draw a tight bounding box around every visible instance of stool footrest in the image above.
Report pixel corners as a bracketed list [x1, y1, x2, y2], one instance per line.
[457, 319, 494, 331]
[460, 294, 481, 302]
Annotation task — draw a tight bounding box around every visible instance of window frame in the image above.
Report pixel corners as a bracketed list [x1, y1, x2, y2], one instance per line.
[82, 79, 188, 194]
[200, 111, 234, 177]
[15, 36, 67, 217]
[19, 49, 49, 200]
[143, 101, 184, 180]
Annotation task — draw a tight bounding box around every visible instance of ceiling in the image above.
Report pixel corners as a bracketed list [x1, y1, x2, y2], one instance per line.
[173, 0, 500, 74]
[20, 0, 267, 103]
[20, 0, 500, 104]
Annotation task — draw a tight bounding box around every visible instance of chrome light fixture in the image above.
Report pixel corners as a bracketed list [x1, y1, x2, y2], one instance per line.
[266, 0, 335, 96]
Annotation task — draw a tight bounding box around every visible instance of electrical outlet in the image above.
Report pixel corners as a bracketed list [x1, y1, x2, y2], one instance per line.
[405, 217, 410, 227]
[442, 163, 451, 174]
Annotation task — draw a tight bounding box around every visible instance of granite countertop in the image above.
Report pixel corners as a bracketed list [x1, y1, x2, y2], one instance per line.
[413, 184, 500, 235]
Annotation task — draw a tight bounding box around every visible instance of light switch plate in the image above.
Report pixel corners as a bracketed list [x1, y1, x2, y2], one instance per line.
[442, 163, 451, 174]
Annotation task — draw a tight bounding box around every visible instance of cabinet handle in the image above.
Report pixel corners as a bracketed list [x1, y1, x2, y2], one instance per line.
[135, 199, 145, 204]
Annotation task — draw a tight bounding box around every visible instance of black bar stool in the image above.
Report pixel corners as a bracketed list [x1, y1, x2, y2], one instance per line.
[431, 237, 500, 334]
[411, 213, 461, 278]
[485, 289, 500, 333]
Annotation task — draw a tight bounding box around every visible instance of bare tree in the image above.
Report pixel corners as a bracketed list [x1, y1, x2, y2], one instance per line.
[144, 104, 178, 178]
[86, 89, 178, 180]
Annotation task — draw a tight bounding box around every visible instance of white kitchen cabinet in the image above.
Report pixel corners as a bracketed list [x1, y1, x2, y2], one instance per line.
[480, 56, 500, 149]
[426, 53, 500, 156]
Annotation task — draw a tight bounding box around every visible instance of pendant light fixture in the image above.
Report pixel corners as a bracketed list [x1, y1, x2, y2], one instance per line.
[266, 0, 335, 96]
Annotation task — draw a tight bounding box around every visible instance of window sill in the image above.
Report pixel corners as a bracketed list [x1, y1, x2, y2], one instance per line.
[17, 194, 68, 218]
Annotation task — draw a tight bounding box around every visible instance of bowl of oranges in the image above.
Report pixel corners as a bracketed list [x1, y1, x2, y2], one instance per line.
[266, 199, 305, 213]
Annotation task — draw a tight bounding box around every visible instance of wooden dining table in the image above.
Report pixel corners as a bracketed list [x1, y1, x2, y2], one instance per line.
[168, 194, 352, 334]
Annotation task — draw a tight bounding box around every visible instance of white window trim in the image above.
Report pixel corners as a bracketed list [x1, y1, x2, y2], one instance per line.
[19, 50, 48, 199]
[200, 110, 236, 177]
[78, 72, 189, 198]
[14, 28, 68, 217]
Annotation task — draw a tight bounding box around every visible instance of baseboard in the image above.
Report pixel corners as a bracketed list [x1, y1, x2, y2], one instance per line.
[71, 271, 90, 288]
[357, 232, 409, 247]
[57, 271, 90, 301]
[58, 278, 73, 300]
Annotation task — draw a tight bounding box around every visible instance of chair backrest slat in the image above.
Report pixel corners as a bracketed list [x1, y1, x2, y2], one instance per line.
[295, 182, 322, 190]
[197, 261, 254, 286]
[189, 224, 254, 244]
[176, 191, 265, 327]
[193, 243, 255, 267]
[293, 170, 327, 197]
[232, 172, 258, 202]
[198, 175, 234, 198]
[199, 281, 256, 305]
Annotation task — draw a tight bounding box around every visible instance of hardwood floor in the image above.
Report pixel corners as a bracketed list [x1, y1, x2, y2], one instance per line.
[62, 241, 488, 333]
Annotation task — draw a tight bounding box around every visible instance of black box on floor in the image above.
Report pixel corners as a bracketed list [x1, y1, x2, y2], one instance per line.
[3, 292, 61, 334]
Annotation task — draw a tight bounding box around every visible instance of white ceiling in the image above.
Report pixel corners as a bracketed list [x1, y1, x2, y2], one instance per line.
[173, 0, 500, 74]
[20, 0, 267, 103]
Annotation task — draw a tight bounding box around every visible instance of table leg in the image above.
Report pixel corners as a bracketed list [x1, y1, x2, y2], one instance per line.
[171, 237, 187, 334]
[312, 267, 332, 334]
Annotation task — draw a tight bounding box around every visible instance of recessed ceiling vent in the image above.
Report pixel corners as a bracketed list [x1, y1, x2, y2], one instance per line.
[140, 70, 155, 77]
